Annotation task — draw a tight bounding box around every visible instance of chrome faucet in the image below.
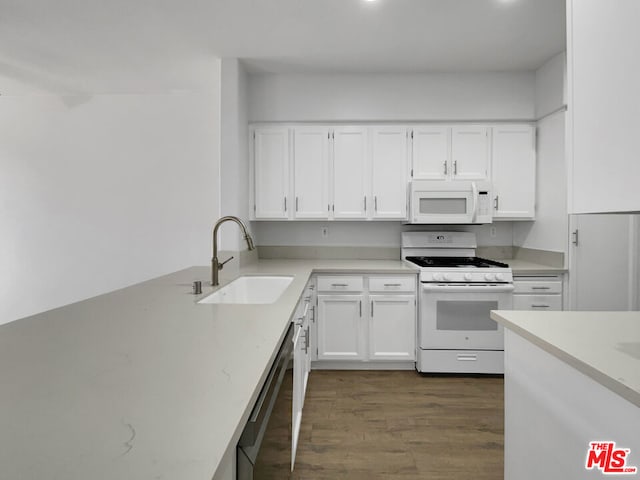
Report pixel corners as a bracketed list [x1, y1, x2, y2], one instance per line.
[211, 216, 255, 286]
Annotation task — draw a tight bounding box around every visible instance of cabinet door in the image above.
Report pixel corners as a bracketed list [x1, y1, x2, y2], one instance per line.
[492, 125, 536, 220]
[317, 295, 365, 360]
[293, 126, 330, 219]
[369, 295, 416, 361]
[292, 322, 305, 470]
[332, 127, 368, 219]
[569, 214, 636, 311]
[254, 127, 290, 219]
[411, 126, 450, 180]
[451, 126, 490, 181]
[371, 127, 409, 219]
[569, 1, 640, 214]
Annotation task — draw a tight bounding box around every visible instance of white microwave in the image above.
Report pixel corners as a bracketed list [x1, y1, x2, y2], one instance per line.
[409, 180, 493, 224]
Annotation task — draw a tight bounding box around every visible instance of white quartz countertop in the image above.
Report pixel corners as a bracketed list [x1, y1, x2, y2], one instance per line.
[0, 259, 416, 480]
[498, 258, 567, 274]
[491, 310, 640, 408]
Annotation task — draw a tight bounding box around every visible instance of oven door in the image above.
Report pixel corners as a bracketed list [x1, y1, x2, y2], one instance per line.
[420, 283, 513, 350]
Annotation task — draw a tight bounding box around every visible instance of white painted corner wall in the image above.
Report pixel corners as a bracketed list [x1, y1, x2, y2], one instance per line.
[0, 66, 221, 325]
[534, 51, 567, 119]
[220, 59, 252, 251]
[513, 52, 569, 257]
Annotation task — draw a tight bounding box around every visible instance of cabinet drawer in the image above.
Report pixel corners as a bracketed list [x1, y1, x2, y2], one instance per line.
[513, 295, 562, 311]
[513, 280, 562, 294]
[317, 276, 364, 292]
[419, 349, 503, 374]
[369, 276, 416, 293]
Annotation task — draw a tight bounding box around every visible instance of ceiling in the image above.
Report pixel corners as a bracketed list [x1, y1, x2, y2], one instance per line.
[0, 0, 566, 94]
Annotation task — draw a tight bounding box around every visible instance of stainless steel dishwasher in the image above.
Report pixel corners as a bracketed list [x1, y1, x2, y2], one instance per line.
[237, 323, 295, 480]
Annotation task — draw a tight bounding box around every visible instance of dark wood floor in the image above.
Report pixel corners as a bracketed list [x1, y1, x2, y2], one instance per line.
[256, 370, 504, 480]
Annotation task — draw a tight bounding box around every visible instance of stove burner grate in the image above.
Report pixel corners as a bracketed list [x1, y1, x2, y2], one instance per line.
[405, 256, 509, 269]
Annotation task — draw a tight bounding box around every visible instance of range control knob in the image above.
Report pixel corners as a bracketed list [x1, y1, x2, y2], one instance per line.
[464, 273, 473, 282]
[433, 273, 444, 282]
[484, 273, 495, 282]
[443, 273, 452, 282]
[495, 273, 504, 282]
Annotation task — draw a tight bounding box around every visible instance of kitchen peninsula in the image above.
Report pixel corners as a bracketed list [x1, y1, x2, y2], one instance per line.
[491, 310, 640, 480]
[0, 260, 416, 480]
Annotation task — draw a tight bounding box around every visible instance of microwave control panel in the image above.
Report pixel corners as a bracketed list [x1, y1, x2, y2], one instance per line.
[477, 191, 491, 217]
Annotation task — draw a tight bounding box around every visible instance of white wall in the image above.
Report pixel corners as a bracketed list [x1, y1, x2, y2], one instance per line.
[514, 52, 568, 256]
[535, 52, 567, 119]
[513, 112, 568, 254]
[248, 72, 536, 122]
[253, 222, 513, 248]
[0, 76, 221, 325]
[220, 59, 251, 251]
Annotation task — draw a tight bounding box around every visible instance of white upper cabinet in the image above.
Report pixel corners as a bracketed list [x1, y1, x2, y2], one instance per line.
[293, 126, 330, 219]
[371, 127, 409, 219]
[332, 127, 369, 219]
[492, 125, 536, 220]
[411, 126, 450, 180]
[411, 125, 489, 181]
[252, 122, 533, 222]
[253, 127, 290, 219]
[568, 0, 640, 213]
[451, 125, 490, 181]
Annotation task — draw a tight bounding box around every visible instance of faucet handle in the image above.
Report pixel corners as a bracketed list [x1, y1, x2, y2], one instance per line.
[218, 256, 234, 270]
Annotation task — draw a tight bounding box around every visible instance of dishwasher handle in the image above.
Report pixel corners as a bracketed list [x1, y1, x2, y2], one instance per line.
[238, 323, 294, 448]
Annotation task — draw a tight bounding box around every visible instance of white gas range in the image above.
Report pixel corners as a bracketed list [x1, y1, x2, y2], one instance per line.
[402, 232, 514, 374]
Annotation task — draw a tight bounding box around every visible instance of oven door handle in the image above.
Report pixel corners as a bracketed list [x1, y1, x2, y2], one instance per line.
[422, 284, 514, 293]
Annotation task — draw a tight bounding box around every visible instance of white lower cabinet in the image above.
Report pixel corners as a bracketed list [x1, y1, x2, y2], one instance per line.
[369, 295, 416, 360]
[317, 295, 365, 360]
[291, 278, 315, 470]
[315, 274, 417, 366]
[513, 275, 563, 311]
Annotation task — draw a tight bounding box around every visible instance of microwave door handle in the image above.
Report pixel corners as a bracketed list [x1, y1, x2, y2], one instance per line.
[470, 182, 478, 222]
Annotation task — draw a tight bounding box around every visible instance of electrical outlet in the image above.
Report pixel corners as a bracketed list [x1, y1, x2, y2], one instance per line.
[489, 226, 497, 238]
[321, 226, 329, 238]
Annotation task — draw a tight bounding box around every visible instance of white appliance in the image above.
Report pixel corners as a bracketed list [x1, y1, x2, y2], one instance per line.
[409, 180, 493, 224]
[401, 231, 513, 374]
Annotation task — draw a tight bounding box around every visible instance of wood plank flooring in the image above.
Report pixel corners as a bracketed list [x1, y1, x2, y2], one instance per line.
[256, 370, 504, 480]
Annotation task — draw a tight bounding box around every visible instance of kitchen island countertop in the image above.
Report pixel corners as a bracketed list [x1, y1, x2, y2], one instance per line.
[0, 259, 416, 480]
[491, 310, 640, 408]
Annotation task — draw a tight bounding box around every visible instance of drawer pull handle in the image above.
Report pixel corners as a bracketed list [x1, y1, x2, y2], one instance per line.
[531, 286, 550, 290]
[331, 283, 348, 287]
[457, 354, 477, 362]
[531, 304, 550, 308]
[384, 283, 402, 287]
